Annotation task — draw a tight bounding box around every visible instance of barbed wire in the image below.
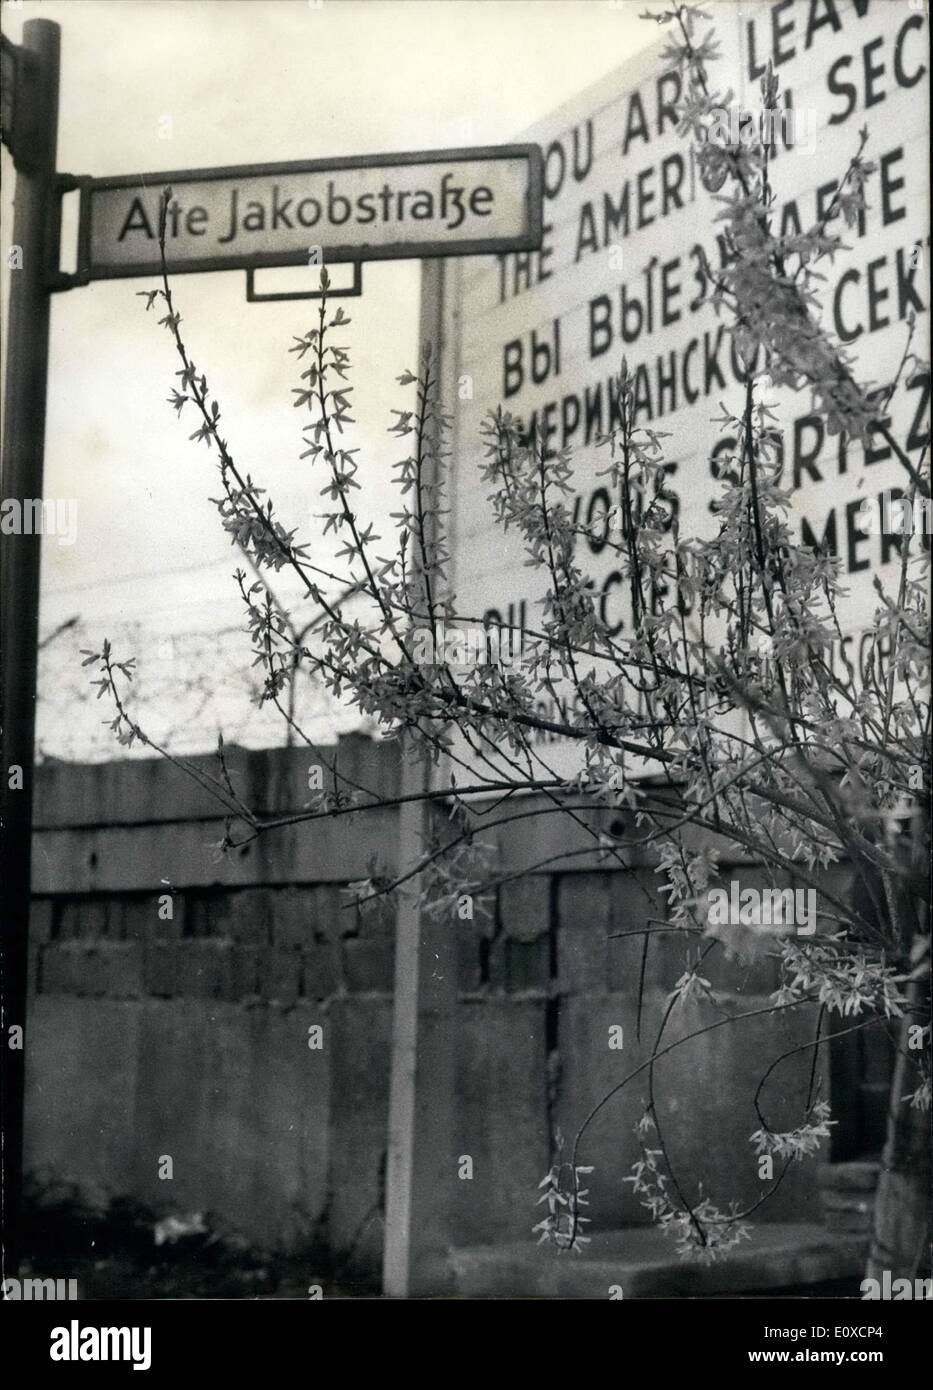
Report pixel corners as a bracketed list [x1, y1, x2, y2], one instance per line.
[35, 612, 367, 763]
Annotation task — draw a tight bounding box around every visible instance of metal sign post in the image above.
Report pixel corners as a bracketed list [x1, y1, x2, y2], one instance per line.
[382, 259, 457, 1297]
[0, 18, 61, 1280]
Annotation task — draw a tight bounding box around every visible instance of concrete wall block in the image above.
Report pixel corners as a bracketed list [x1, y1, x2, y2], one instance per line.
[98, 943, 144, 999]
[301, 942, 341, 1000]
[271, 886, 314, 948]
[130, 1001, 331, 1249]
[33, 812, 399, 893]
[195, 887, 275, 945]
[247, 813, 399, 889]
[485, 792, 765, 875]
[32, 737, 396, 831]
[41, 943, 103, 996]
[259, 947, 301, 1006]
[495, 805, 608, 877]
[486, 934, 506, 992]
[498, 876, 550, 942]
[557, 873, 610, 992]
[34, 750, 253, 829]
[174, 941, 231, 999]
[116, 893, 184, 941]
[608, 925, 693, 997]
[700, 868, 814, 995]
[24, 998, 140, 1199]
[356, 899, 393, 940]
[702, 940, 782, 996]
[342, 938, 393, 994]
[817, 1161, 880, 1193]
[336, 732, 401, 802]
[41, 944, 75, 994]
[336, 893, 361, 940]
[218, 946, 261, 1002]
[608, 870, 686, 995]
[307, 884, 344, 942]
[454, 999, 549, 1244]
[457, 927, 483, 994]
[143, 941, 178, 998]
[504, 937, 550, 993]
[555, 992, 824, 1230]
[153, 891, 184, 938]
[185, 889, 231, 939]
[44, 942, 142, 998]
[267, 733, 399, 810]
[249, 743, 334, 814]
[326, 998, 392, 1256]
[486, 932, 549, 994]
[162, 939, 260, 1002]
[30, 899, 54, 945]
[57, 898, 109, 941]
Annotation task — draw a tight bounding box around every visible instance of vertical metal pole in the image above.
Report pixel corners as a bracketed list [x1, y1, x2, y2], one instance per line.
[381, 752, 431, 1295]
[383, 259, 457, 1296]
[0, 18, 60, 1279]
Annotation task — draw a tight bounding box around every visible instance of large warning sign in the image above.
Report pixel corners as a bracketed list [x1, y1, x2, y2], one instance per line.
[443, 0, 930, 780]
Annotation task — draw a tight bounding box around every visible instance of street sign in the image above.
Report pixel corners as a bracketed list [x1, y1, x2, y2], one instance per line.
[78, 145, 543, 280]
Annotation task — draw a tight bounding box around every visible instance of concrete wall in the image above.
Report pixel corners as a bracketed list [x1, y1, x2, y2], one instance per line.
[24, 738, 831, 1267]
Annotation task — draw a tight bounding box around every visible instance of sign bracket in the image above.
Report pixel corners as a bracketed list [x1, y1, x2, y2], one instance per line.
[45, 173, 91, 293]
[244, 260, 362, 303]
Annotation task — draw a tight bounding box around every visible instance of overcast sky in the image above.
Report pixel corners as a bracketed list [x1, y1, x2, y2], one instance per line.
[1, 0, 663, 754]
